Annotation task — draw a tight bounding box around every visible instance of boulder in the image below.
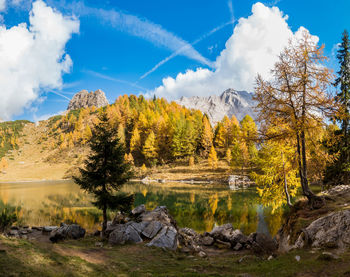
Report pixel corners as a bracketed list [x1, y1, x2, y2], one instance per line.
[132, 204, 146, 216]
[200, 235, 214, 246]
[209, 223, 247, 247]
[49, 224, 85, 243]
[142, 221, 163, 239]
[178, 227, 203, 252]
[108, 222, 143, 245]
[139, 206, 177, 228]
[250, 233, 277, 255]
[42, 226, 59, 233]
[147, 226, 178, 250]
[294, 210, 350, 250]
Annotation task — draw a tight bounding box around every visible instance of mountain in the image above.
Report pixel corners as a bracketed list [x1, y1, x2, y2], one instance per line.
[176, 88, 256, 126]
[67, 89, 109, 110]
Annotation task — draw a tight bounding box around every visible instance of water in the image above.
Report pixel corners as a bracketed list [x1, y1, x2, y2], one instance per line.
[0, 180, 283, 236]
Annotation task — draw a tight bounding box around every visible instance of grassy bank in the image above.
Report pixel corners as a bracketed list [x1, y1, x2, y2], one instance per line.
[1, 235, 350, 277]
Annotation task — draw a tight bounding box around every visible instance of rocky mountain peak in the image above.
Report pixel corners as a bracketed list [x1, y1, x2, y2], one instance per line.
[67, 89, 109, 111]
[176, 88, 256, 126]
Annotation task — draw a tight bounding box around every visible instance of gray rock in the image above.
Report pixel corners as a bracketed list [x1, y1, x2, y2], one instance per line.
[95, 242, 103, 247]
[8, 230, 19, 237]
[215, 239, 232, 249]
[201, 236, 214, 246]
[198, 251, 207, 258]
[176, 88, 256, 126]
[251, 233, 277, 255]
[209, 223, 246, 247]
[140, 206, 177, 228]
[234, 243, 243, 251]
[147, 226, 178, 250]
[294, 210, 350, 250]
[108, 223, 142, 245]
[42, 226, 59, 233]
[295, 255, 301, 262]
[67, 89, 109, 111]
[228, 175, 252, 190]
[49, 224, 85, 242]
[132, 204, 146, 216]
[129, 221, 148, 234]
[142, 221, 163, 239]
[317, 252, 340, 261]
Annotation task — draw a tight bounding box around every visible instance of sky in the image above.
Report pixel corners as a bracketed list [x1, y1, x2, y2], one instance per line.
[0, 0, 349, 121]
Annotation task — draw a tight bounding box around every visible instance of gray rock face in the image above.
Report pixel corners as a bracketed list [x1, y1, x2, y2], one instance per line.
[142, 221, 163, 239]
[139, 206, 176, 228]
[176, 88, 256, 126]
[132, 204, 146, 216]
[49, 224, 85, 242]
[295, 210, 350, 250]
[147, 226, 178, 250]
[108, 222, 143, 245]
[67, 89, 109, 110]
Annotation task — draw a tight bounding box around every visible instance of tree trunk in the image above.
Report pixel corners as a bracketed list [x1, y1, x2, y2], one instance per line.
[296, 131, 324, 209]
[102, 204, 107, 238]
[281, 151, 292, 207]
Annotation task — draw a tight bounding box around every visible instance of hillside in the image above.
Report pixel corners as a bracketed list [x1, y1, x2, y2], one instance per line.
[0, 92, 258, 182]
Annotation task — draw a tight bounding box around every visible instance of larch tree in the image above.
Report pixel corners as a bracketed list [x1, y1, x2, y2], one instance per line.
[200, 115, 213, 157]
[208, 146, 218, 169]
[142, 131, 158, 166]
[254, 30, 334, 208]
[252, 127, 300, 211]
[73, 111, 134, 237]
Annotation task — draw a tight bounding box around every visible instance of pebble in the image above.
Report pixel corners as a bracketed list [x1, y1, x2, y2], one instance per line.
[295, 255, 301, 262]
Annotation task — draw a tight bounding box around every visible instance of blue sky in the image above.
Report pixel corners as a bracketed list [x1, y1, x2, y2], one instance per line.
[0, 0, 349, 121]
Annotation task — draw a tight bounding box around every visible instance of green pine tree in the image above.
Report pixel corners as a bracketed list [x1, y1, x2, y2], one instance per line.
[325, 30, 350, 185]
[73, 111, 134, 237]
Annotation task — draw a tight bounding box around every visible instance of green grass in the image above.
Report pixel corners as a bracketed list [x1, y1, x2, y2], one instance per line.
[1, 235, 350, 277]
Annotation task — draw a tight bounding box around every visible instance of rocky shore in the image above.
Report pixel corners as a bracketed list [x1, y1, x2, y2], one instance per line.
[6, 185, 350, 261]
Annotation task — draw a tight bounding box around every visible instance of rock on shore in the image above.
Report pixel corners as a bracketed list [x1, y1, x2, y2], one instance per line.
[105, 205, 277, 255]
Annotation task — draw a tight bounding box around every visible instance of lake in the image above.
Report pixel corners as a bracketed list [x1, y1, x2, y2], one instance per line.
[0, 180, 283, 236]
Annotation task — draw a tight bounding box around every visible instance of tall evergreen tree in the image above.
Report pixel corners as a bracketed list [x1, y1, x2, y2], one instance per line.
[73, 111, 134, 237]
[326, 30, 350, 185]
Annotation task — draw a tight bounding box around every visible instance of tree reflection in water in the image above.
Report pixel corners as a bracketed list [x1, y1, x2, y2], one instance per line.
[0, 181, 283, 235]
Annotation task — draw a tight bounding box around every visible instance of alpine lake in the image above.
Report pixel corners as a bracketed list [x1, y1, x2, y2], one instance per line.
[0, 180, 283, 236]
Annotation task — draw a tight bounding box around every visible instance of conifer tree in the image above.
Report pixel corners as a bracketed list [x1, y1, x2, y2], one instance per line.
[142, 131, 158, 166]
[200, 115, 213, 157]
[214, 123, 226, 149]
[208, 146, 218, 169]
[73, 111, 134, 237]
[325, 30, 350, 185]
[255, 30, 334, 207]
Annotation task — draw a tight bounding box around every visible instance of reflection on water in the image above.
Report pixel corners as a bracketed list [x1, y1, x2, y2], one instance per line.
[0, 180, 283, 235]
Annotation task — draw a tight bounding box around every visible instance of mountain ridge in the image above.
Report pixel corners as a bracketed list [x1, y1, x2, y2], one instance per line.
[176, 88, 256, 125]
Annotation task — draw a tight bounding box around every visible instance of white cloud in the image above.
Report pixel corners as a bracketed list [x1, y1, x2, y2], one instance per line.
[0, 0, 79, 120]
[0, 0, 6, 11]
[150, 2, 318, 100]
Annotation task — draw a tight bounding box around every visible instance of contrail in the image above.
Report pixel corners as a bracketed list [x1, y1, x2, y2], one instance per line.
[50, 90, 71, 101]
[139, 20, 234, 80]
[55, 1, 213, 68]
[228, 0, 234, 23]
[85, 70, 147, 91]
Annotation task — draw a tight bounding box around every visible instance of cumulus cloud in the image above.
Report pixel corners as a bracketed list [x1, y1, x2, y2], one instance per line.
[0, 0, 79, 119]
[0, 0, 6, 11]
[150, 2, 318, 100]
